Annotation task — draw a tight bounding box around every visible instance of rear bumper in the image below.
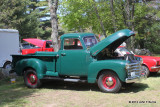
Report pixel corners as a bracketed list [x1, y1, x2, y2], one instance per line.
[125, 73, 146, 83]
[150, 66, 160, 72]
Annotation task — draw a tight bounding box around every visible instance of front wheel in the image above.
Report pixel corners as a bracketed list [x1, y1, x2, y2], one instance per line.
[142, 65, 150, 77]
[24, 69, 41, 88]
[97, 71, 122, 93]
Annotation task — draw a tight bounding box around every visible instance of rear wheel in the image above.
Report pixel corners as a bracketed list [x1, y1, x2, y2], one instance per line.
[3, 61, 11, 70]
[97, 71, 122, 93]
[142, 65, 150, 77]
[24, 69, 41, 88]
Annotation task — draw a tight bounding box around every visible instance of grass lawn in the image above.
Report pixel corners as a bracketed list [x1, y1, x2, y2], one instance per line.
[0, 73, 160, 107]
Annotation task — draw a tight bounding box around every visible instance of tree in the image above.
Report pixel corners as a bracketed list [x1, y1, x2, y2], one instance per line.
[0, 0, 44, 39]
[110, 0, 117, 32]
[48, 0, 59, 52]
[59, 0, 160, 53]
[28, 0, 53, 39]
[92, 0, 106, 36]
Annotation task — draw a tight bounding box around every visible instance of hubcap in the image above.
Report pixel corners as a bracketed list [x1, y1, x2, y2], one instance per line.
[5, 64, 11, 70]
[106, 77, 114, 86]
[27, 73, 37, 85]
[102, 75, 116, 89]
[30, 74, 36, 83]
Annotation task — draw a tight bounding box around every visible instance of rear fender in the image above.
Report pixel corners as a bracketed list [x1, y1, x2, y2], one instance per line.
[15, 58, 47, 79]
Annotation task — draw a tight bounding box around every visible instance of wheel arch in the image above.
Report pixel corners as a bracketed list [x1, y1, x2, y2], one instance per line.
[15, 58, 47, 79]
[96, 69, 120, 80]
[22, 67, 36, 75]
[142, 63, 149, 69]
[3, 61, 11, 68]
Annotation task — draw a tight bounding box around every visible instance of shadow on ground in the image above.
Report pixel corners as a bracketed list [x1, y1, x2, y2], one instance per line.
[0, 77, 38, 106]
[149, 72, 160, 77]
[41, 79, 149, 93]
[120, 83, 149, 93]
[41, 80, 99, 92]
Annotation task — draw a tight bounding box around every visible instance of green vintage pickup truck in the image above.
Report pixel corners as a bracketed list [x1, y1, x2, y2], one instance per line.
[12, 29, 145, 93]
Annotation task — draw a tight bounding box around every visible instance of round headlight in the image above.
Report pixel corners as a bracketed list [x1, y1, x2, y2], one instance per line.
[126, 63, 129, 69]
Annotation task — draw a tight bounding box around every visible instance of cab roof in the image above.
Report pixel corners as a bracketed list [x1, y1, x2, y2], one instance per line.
[60, 33, 95, 39]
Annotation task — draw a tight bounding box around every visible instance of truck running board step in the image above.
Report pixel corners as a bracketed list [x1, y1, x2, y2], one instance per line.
[43, 76, 87, 83]
[64, 78, 86, 82]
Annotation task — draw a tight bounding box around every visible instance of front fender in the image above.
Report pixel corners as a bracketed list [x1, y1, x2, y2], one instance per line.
[142, 58, 157, 71]
[15, 58, 47, 79]
[88, 60, 127, 83]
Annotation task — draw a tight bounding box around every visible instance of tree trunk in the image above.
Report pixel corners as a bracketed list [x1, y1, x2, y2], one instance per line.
[125, 0, 131, 28]
[110, 0, 117, 32]
[92, 0, 106, 36]
[124, 0, 131, 49]
[48, 0, 59, 52]
[131, 0, 135, 51]
[120, 1, 127, 27]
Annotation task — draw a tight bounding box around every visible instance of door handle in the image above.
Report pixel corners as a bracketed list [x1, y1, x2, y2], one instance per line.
[61, 53, 66, 56]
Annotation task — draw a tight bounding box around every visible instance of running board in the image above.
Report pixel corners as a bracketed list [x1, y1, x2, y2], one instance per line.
[43, 76, 87, 83]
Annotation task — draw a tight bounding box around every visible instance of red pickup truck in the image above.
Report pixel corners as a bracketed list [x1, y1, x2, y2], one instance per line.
[21, 38, 54, 55]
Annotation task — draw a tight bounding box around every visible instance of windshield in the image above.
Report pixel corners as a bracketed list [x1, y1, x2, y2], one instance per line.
[115, 47, 132, 56]
[83, 36, 98, 48]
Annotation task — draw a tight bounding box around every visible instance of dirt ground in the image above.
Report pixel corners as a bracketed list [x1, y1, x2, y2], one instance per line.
[0, 73, 160, 107]
[25, 74, 160, 107]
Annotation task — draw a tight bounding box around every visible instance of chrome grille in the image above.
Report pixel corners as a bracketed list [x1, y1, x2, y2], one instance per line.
[126, 62, 141, 78]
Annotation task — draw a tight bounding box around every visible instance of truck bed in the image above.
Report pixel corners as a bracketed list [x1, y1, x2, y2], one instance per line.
[12, 52, 59, 75]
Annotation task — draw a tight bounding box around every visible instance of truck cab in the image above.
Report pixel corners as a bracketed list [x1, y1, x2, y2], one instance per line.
[12, 29, 146, 93]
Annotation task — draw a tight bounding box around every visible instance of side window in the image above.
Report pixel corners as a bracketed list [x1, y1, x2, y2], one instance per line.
[64, 38, 83, 50]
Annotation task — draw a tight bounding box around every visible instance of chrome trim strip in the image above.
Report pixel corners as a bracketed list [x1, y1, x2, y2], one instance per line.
[151, 66, 160, 70]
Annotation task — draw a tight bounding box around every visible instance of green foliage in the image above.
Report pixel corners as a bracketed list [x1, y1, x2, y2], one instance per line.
[0, 0, 44, 39]
[59, 0, 160, 53]
[144, 23, 160, 53]
[0, 0, 159, 53]
[59, 0, 129, 35]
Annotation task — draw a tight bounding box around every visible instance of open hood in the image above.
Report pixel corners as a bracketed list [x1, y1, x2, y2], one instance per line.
[90, 29, 135, 56]
[23, 38, 46, 48]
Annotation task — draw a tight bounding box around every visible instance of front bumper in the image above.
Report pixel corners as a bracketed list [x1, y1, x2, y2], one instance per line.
[150, 66, 160, 72]
[126, 74, 146, 83]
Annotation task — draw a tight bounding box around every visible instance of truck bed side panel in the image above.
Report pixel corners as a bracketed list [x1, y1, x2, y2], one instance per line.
[12, 53, 57, 79]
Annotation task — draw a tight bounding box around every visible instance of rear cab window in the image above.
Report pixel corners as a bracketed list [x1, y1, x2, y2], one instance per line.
[63, 38, 83, 50]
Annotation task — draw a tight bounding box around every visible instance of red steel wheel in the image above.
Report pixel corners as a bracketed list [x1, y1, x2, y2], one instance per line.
[98, 71, 122, 93]
[24, 69, 41, 88]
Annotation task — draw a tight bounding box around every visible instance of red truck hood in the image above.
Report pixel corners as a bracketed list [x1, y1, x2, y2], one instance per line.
[23, 38, 52, 48]
[135, 55, 160, 61]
